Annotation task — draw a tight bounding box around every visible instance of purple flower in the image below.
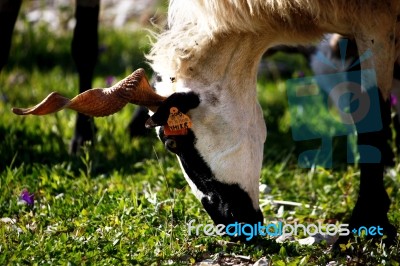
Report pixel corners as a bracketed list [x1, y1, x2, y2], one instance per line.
[105, 76, 115, 87]
[294, 71, 305, 78]
[391, 93, 398, 107]
[98, 44, 108, 54]
[20, 189, 34, 206]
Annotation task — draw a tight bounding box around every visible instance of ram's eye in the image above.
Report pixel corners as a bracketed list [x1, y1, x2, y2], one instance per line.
[164, 138, 178, 153]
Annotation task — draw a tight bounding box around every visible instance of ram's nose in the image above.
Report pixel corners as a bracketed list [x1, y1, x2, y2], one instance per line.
[200, 186, 264, 226]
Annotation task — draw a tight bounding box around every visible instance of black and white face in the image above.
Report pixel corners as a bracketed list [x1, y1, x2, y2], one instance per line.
[147, 72, 266, 226]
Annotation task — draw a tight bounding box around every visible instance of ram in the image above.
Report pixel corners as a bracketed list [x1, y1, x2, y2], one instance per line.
[13, 0, 400, 247]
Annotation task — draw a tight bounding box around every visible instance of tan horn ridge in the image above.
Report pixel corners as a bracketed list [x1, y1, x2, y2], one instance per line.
[12, 68, 166, 117]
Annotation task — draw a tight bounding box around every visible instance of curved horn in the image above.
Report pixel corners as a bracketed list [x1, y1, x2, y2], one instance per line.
[12, 68, 166, 117]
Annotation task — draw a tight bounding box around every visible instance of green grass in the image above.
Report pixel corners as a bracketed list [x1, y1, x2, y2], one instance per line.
[1, 21, 400, 265]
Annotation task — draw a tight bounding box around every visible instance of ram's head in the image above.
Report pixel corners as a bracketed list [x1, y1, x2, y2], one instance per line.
[13, 68, 264, 227]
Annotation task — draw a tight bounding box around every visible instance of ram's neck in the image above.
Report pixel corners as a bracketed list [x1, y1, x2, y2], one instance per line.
[169, 34, 269, 208]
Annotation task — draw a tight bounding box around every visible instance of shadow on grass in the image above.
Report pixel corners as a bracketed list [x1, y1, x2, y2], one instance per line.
[0, 121, 162, 177]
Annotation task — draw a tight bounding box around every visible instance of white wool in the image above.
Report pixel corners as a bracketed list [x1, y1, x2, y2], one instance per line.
[147, 0, 400, 208]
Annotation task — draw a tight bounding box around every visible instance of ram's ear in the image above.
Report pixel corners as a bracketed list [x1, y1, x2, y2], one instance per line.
[145, 92, 200, 128]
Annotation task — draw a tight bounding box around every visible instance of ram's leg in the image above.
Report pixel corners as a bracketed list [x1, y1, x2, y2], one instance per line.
[394, 113, 400, 151]
[335, 91, 397, 249]
[392, 64, 400, 152]
[70, 0, 100, 154]
[0, 0, 22, 72]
